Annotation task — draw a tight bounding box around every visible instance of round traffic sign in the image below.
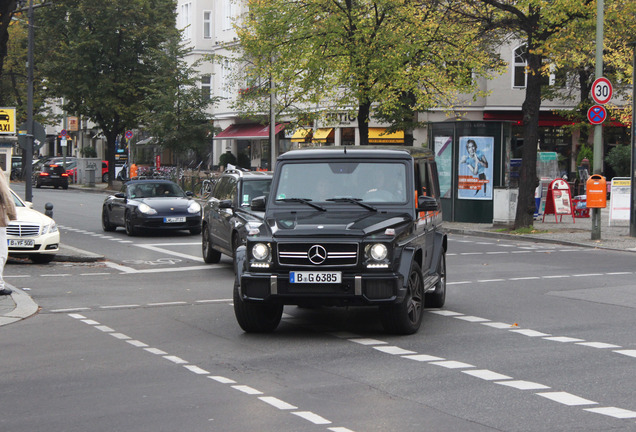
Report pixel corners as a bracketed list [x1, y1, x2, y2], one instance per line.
[587, 105, 607, 125]
[60, 129, 67, 137]
[591, 77, 613, 104]
[125, 130, 134, 140]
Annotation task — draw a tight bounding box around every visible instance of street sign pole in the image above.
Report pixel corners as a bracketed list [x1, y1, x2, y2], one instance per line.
[25, 0, 34, 202]
[591, 0, 604, 241]
[629, 41, 636, 237]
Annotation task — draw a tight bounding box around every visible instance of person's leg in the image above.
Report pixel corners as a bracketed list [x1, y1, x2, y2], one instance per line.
[0, 227, 11, 295]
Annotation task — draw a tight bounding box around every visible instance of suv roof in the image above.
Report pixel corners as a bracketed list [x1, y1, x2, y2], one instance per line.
[278, 146, 434, 161]
[222, 169, 273, 179]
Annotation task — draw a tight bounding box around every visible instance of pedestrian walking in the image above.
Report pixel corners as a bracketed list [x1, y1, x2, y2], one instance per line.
[0, 168, 17, 296]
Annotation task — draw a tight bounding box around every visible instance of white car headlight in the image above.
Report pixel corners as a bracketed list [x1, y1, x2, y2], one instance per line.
[138, 203, 157, 215]
[368, 243, 388, 261]
[188, 201, 201, 214]
[41, 222, 57, 235]
[252, 243, 270, 260]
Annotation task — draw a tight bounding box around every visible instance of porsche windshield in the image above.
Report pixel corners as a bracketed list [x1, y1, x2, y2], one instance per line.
[275, 161, 407, 204]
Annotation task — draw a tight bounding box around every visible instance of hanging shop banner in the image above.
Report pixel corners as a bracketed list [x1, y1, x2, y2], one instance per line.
[458, 136, 493, 200]
[542, 178, 575, 223]
[434, 136, 452, 198]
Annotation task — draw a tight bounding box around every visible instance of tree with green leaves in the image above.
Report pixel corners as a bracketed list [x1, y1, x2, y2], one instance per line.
[234, 0, 502, 146]
[140, 35, 218, 169]
[37, 0, 178, 185]
[0, 0, 20, 106]
[459, 0, 595, 229]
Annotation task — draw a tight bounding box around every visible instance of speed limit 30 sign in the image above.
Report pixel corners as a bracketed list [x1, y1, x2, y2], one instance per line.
[591, 77, 613, 105]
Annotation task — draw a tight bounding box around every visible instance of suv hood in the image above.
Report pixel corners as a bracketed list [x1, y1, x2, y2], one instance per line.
[267, 210, 412, 238]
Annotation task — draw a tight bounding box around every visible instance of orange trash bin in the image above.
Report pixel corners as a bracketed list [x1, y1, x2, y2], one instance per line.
[586, 174, 607, 208]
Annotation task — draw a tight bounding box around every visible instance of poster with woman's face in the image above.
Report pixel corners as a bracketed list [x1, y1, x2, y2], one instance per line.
[458, 136, 494, 200]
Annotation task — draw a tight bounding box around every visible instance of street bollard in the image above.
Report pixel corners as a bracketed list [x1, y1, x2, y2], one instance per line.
[44, 202, 54, 218]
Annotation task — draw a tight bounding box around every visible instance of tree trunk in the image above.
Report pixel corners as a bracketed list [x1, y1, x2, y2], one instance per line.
[514, 50, 543, 229]
[357, 102, 371, 146]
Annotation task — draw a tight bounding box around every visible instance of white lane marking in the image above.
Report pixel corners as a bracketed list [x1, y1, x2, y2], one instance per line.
[328, 428, 356, 432]
[80, 273, 112, 276]
[572, 273, 604, 277]
[430, 360, 474, 369]
[402, 354, 444, 362]
[100, 304, 140, 309]
[510, 329, 551, 337]
[350, 338, 387, 346]
[583, 407, 636, 418]
[68, 313, 86, 319]
[482, 322, 514, 329]
[478, 279, 505, 282]
[455, 315, 489, 322]
[126, 340, 148, 348]
[208, 376, 236, 384]
[81, 319, 100, 325]
[495, 380, 550, 390]
[134, 244, 204, 262]
[542, 275, 569, 278]
[184, 365, 210, 375]
[543, 336, 585, 343]
[55, 308, 90, 313]
[429, 310, 463, 316]
[373, 346, 416, 355]
[40, 274, 71, 277]
[232, 385, 263, 395]
[462, 370, 512, 381]
[292, 411, 331, 425]
[104, 261, 137, 273]
[536, 392, 597, 406]
[576, 342, 621, 349]
[144, 348, 168, 355]
[163, 355, 188, 364]
[196, 299, 233, 304]
[510, 276, 541, 281]
[147, 301, 188, 307]
[613, 350, 636, 358]
[258, 396, 298, 410]
[110, 333, 131, 340]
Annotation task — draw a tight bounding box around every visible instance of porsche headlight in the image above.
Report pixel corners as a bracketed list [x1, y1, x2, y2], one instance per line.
[252, 243, 270, 260]
[188, 201, 202, 214]
[138, 203, 157, 215]
[368, 243, 388, 261]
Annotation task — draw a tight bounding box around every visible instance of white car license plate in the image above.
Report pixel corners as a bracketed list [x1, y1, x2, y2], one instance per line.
[164, 217, 186, 223]
[289, 271, 341, 284]
[8, 239, 35, 247]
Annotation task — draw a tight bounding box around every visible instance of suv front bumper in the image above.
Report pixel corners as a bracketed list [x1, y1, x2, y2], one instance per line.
[239, 271, 405, 306]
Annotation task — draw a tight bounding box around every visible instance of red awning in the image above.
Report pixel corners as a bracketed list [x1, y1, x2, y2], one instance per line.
[214, 123, 286, 140]
[483, 111, 574, 127]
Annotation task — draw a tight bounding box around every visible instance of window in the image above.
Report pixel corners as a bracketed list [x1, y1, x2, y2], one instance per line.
[224, 0, 234, 31]
[179, 2, 192, 40]
[203, 11, 212, 39]
[513, 45, 527, 88]
[222, 60, 231, 98]
[201, 75, 211, 100]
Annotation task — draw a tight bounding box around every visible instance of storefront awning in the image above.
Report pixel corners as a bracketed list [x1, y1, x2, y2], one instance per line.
[291, 128, 313, 142]
[214, 123, 286, 140]
[312, 128, 333, 143]
[483, 112, 574, 127]
[368, 128, 404, 143]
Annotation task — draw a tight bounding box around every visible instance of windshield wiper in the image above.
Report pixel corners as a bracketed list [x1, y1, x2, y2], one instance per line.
[326, 197, 377, 211]
[276, 197, 326, 211]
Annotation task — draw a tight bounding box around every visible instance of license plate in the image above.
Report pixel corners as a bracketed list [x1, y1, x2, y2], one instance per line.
[289, 271, 341, 284]
[8, 239, 35, 247]
[164, 217, 186, 223]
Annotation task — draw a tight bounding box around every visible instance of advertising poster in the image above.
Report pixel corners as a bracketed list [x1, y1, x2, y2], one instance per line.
[434, 136, 452, 198]
[458, 136, 493, 200]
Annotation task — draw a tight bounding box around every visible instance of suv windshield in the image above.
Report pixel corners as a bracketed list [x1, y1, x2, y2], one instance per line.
[275, 161, 407, 204]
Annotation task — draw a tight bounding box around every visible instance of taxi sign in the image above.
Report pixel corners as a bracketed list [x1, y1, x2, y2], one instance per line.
[0, 108, 16, 134]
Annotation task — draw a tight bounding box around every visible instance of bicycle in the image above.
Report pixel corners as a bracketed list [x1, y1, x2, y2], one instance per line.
[194, 177, 215, 199]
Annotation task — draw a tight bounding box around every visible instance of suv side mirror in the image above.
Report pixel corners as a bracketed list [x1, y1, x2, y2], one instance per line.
[251, 195, 266, 212]
[417, 195, 439, 212]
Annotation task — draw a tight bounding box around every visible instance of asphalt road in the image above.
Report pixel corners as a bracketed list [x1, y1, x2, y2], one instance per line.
[2, 185, 636, 431]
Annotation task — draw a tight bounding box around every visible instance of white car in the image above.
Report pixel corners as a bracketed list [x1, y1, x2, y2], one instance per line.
[7, 189, 60, 264]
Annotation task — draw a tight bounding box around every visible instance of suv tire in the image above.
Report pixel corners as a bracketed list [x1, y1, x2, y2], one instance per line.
[425, 253, 446, 308]
[233, 279, 283, 333]
[380, 261, 424, 335]
[202, 225, 221, 263]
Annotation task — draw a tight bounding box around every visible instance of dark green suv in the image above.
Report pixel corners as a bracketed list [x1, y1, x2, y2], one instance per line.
[234, 147, 447, 334]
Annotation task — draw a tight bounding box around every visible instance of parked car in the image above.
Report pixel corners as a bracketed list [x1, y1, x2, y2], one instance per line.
[101, 179, 201, 236]
[233, 147, 447, 334]
[201, 169, 272, 263]
[7, 189, 60, 264]
[10, 156, 22, 180]
[34, 164, 69, 189]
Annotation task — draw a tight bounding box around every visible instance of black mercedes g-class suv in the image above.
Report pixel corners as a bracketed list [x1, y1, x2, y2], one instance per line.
[234, 147, 447, 334]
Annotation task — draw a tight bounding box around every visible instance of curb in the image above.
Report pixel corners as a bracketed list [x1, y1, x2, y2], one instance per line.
[54, 244, 105, 263]
[0, 287, 39, 326]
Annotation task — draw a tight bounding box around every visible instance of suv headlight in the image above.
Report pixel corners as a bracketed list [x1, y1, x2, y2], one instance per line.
[138, 203, 157, 215]
[365, 243, 390, 268]
[252, 242, 271, 261]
